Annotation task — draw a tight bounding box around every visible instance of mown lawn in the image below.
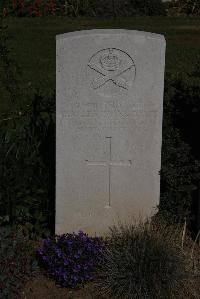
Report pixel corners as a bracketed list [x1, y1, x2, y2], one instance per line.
[1, 16, 200, 112]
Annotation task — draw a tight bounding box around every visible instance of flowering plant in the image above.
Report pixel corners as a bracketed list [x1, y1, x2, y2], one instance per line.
[37, 231, 106, 288]
[2, 0, 57, 17]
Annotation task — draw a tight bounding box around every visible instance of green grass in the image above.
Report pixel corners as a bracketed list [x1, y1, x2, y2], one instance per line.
[1, 16, 200, 113]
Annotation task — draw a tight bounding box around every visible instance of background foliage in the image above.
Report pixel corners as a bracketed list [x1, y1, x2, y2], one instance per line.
[0, 14, 200, 235]
[165, 0, 200, 16]
[160, 70, 200, 227]
[1, 0, 166, 17]
[0, 226, 38, 298]
[0, 16, 55, 236]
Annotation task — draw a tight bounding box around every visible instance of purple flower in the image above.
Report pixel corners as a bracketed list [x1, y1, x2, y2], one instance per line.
[68, 239, 74, 245]
[78, 230, 85, 236]
[62, 272, 68, 280]
[43, 238, 52, 246]
[83, 264, 89, 270]
[72, 275, 78, 281]
[36, 231, 106, 288]
[63, 258, 70, 265]
[42, 255, 49, 262]
[55, 247, 63, 258]
[37, 248, 43, 255]
[73, 264, 81, 273]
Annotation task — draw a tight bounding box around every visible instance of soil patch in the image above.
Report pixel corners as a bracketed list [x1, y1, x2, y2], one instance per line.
[19, 271, 108, 299]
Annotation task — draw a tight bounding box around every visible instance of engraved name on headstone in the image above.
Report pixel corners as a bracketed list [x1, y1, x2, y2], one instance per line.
[56, 29, 166, 235]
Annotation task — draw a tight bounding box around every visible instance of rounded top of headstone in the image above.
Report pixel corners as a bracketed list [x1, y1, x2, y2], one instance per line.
[56, 29, 165, 42]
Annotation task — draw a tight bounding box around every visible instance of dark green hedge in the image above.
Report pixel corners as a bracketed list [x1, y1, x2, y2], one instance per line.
[160, 70, 200, 224]
[2, 0, 166, 17]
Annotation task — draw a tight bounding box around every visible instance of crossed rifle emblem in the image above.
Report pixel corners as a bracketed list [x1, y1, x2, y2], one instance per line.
[88, 57, 134, 90]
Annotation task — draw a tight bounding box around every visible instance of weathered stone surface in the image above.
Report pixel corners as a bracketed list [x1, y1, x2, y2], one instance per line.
[56, 29, 166, 235]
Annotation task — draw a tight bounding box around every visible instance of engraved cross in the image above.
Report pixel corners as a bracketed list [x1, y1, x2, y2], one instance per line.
[85, 137, 132, 207]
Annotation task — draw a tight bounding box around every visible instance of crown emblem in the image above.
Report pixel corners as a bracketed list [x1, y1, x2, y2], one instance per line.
[88, 48, 136, 91]
[100, 49, 121, 71]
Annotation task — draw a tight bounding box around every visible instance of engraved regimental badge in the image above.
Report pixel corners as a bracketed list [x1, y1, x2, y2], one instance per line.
[88, 48, 136, 92]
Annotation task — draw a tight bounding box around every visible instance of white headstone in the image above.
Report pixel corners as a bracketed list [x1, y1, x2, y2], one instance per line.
[56, 29, 166, 235]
